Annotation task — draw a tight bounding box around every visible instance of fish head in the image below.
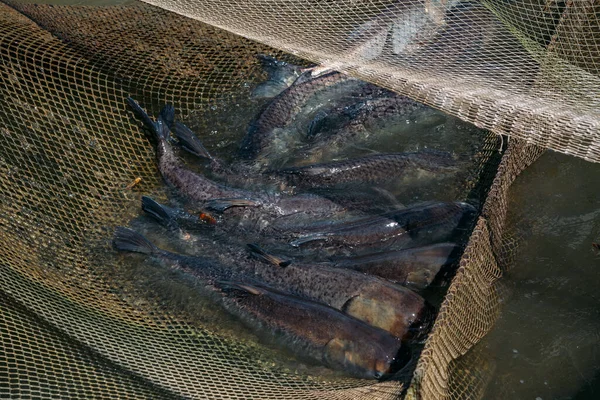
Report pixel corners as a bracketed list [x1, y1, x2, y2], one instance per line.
[342, 293, 413, 339]
[323, 337, 401, 379]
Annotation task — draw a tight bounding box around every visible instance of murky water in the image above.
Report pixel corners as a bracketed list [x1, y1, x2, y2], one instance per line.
[482, 152, 600, 400]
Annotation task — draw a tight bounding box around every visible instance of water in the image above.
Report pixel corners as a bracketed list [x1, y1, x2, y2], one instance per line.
[483, 151, 600, 399]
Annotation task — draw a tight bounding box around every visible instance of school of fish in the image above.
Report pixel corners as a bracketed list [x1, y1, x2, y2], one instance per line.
[113, 55, 480, 380]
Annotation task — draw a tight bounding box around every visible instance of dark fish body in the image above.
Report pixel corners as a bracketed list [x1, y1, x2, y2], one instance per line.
[127, 98, 250, 202]
[216, 281, 405, 379]
[115, 224, 430, 340]
[290, 213, 409, 248]
[305, 95, 428, 162]
[113, 227, 236, 282]
[238, 250, 430, 340]
[289, 201, 476, 249]
[331, 243, 460, 289]
[113, 227, 405, 379]
[276, 150, 458, 188]
[239, 71, 351, 161]
[127, 98, 346, 224]
[141, 196, 217, 234]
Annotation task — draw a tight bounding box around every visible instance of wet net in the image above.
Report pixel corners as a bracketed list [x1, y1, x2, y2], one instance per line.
[0, 0, 589, 399]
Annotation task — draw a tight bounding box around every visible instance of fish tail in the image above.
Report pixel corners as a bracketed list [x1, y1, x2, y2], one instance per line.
[173, 121, 214, 160]
[126, 97, 171, 142]
[247, 244, 291, 267]
[307, 110, 329, 138]
[141, 196, 173, 227]
[113, 227, 158, 255]
[159, 104, 175, 130]
[155, 104, 174, 141]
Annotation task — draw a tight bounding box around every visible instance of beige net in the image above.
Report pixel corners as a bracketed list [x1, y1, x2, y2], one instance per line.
[142, 0, 599, 162]
[0, 0, 592, 399]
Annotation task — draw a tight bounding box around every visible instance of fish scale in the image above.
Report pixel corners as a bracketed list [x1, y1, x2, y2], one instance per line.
[276, 150, 458, 188]
[217, 281, 405, 380]
[127, 97, 348, 225]
[113, 225, 431, 341]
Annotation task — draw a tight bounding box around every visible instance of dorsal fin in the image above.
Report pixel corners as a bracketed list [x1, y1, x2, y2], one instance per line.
[206, 198, 261, 212]
[247, 243, 291, 267]
[216, 281, 264, 295]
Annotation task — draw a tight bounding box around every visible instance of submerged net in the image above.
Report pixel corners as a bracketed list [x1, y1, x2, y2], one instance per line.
[0, 0, 592, 399]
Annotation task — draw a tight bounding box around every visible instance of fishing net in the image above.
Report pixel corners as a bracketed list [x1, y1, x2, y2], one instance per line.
[0, 0, 590, 399]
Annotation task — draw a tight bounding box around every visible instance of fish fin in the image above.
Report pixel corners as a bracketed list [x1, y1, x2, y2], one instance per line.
[173, 121, 214, 160]
[159, 104, 175, 130]
[251, 81, 289, 99]
[323, 338, 347, 368]
[300, 65, 337, 79]
[206, 198, 261, 212]
[155, 118, 171, 141]
[340, 295, 360, 314]
[289, 234, 328, 247]
[126, 97, 170, 141]
[307, 110, 329, 138]
[255, 54, 300, 78]
[216, 280, 264, 296]
[255, 54, 285, 79]
[371, 187, 405, 209]
[247, 244, 291, 267]
[113, 227, 158, 255]
[141, 196, 173, 227]
[126, 97, 156, 132]
[280, 166, 327, 176]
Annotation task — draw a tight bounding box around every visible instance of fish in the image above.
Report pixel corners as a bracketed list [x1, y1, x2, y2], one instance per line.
[274, 150, 458, 188]
[127, 98, 347, 224]
[244, 244, 433, 340]
[113, 227, 407, 379]
[250, 54, 304, 99]
[238, 71, 353, 163]
[304, 95, 431, 162]
[127, 98, 250, 202]
[115, 224, 432, 340]
[330, 243, 461, 290]
[288, 201, 476, 249]
[215, 281, 408, 379]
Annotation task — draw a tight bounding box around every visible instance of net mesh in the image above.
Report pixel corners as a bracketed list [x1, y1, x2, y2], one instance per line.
[0, 0, 586, 399]
[141, 0, 599, 162]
